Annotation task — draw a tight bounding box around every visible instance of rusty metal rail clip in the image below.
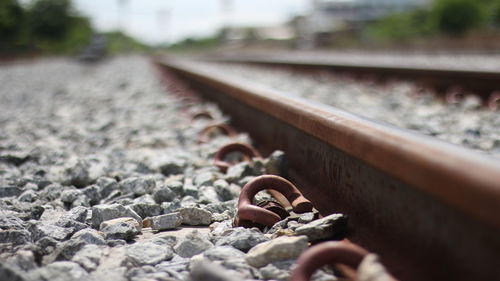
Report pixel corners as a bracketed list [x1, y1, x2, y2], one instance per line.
[445, 85, 464, 104]
[237, 199, 290, 229]
[213, 142, 261, 173]
[255, 199, 290, 220]
[235, 175, 313, 228]
[291, 241, 398, 281]
[191, 111, 214, 121]
[197, 123, 237, 143]
[488, 91, 500, 111]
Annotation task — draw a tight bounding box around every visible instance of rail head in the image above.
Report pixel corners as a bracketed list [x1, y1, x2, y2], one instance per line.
[201, 56, 500, 78]
[158, 58, 500, 232]
[201, 56, 500, 101]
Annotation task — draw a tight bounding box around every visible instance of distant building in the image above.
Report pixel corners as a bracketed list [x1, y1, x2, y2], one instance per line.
[297, 0, 430, 47]
[218, 25, 295, 46]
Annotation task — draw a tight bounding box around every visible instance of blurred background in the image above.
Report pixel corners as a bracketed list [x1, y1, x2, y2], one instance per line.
[1, 0, 500, 58]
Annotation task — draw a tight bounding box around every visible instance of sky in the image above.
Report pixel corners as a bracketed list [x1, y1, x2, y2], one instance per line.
[73, 0, 310, 45]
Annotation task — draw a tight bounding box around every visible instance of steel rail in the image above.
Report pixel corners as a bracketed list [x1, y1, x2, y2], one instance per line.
[155, 58, 500, 281]
[201, 56, 500, 100]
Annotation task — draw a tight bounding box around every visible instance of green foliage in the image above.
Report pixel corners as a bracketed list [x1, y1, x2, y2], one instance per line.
[65, 16, 93, 49]
[35, 16, 93, 53]
[367, 0, 495, 43]
[491, 0, 500, 26]
[28, 0, 72, 41]
[0, 0, 25, 47]
[430, 0, 487, 35]
[0, 0, 94, 53]
[367, 9, 433, 42]
[102, 31, 150, 54]
[0, 0, 23, 37]
[0, 0, 150, 55]
[168, 36, 219, 52]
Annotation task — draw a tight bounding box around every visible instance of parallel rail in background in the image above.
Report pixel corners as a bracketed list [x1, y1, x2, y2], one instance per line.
[154, 58, 500, 281]
[201, 56, 500, 101]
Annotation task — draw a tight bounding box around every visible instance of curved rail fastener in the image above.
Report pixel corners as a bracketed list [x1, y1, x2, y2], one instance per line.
[213, 142, 261, 173]
[214, 142, 292, 211]
[191, 111, 214, 121]
[445, 86, 464, 104]
[488, 91, 500, 111]
[235, 175, 313, 227]
[255, 199, 290, 220]
[291, 241, 397, 281]
[197, 123, 237, 143]
[236, 199, 290, 229]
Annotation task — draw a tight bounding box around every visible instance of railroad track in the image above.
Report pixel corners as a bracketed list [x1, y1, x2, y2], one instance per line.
[200, 56, 500, 105]
[155, 57, 500, 281]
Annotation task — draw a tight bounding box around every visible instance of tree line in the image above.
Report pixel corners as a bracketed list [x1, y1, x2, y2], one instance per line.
[368, 0, 500, 42]
[0, 0, 94, 54]
[0, 0, 149, 55]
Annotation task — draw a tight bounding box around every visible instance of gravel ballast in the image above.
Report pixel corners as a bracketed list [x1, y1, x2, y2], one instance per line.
[0, 56, 385, 280]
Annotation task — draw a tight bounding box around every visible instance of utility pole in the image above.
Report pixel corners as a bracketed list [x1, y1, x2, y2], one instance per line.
[157, 8, 171, 46]
[298, 0, 318, 49]
[117, 0, 129, 33]
[219, 0, 233, 42]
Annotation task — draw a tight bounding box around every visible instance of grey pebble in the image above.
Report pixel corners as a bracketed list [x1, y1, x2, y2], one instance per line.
[60, 190, 81, 204]
[107, 239, 127, 247]
[264, 150, 287, 176]
[0, 262, 26, 281]
[100, 217, 140, 241]
[152, 184, 176, 203]
[225, 162, 254, 183]
[36, 237, 59, 255]
[28, 221, 73, 241]
[32, 261, 89, 281]
[148, 212, 182, 231]
[297, 212, 315, 224]
[129, 203, 163, 219]
[119, 177, 155, 197]
[164, 180, 184, 195]
[0, 186, 24, 198]
[161, 199, 181, 214]
[0, 230, 31, 246]
[91, 204, 142, 229]
[159, 158, 186, 177]
[63, 160, 93, 189]
[18, 190, 37, 202]
[215, 227, 269, 252]
[71, 228, 106, 245]
[246, 235, 309, 268]
[5, 250, 38, 272]
[294, 213, 347, 241]
[259, 259, 295, 281]
[196, 246, 259, 279]
[96, 177, 119, 199]
[189, 260, 245, 281]
[71, 244, 106, 272]
[198, 186, 221, 204]
[174, 230, 213, 258]
[178, 207, 212, 226]
[66, 206, 89, 223]
[125, 240, 174, 266]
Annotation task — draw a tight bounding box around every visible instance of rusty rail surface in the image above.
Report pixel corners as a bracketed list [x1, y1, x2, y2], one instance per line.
[155, 58, 500, 281]
[201, 56, 500, 101]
